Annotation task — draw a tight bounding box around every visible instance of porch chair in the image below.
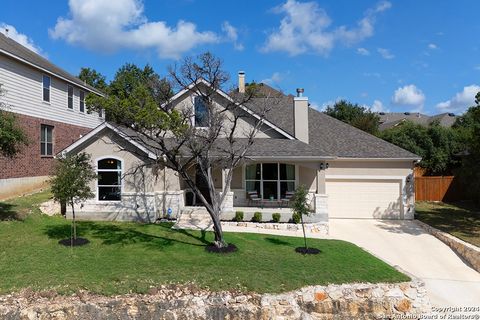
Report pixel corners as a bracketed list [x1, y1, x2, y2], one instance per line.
[281, 191, 295, 207]
[247, 191, 263, 208]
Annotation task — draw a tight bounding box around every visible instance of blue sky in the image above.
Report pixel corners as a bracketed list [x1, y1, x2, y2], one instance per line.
[1, 0, 479, 115]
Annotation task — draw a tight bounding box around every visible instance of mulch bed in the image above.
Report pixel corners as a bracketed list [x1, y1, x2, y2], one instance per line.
[205, 243, 238, 254]
[295, 247, 320, 255]
[58, 238, 90, 247]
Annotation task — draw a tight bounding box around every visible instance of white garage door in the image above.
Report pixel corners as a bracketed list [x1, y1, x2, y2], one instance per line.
[326, 179, 402, 219]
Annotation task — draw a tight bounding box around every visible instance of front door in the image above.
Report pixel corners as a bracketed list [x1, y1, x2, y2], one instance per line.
[195, 166, 212, 206]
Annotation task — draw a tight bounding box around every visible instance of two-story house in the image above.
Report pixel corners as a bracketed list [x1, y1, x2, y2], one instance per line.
[0, 32, 104, 199]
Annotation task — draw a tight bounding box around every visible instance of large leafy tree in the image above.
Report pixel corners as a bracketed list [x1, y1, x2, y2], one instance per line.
[379, 121, 461, 175]
[78, 67, 108, 92]
[453, 97, 480, 202]
[86, 63, 172, 124]
[50, 153, 97, 245]
[324, 100, 380, 134]
[0, 83, 29, 157]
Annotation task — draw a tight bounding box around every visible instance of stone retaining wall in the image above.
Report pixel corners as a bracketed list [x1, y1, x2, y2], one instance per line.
[416, 220, 480, 272]
[0, 281, 430, 319]
[222, 221, 329, 236]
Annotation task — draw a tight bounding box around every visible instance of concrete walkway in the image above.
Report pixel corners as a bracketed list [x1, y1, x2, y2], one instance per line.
[328, 219, 480, 307]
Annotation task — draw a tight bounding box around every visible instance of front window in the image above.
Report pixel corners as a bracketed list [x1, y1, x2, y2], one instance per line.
[97, 158, 122, 201]
[194, 96, 209, 127]
[67, 85, 74, 109]
[42, 75, 50, 102]
[79, 90, 85, 112]
[40, 125, 53, 156]
[245, 163, 295, 200]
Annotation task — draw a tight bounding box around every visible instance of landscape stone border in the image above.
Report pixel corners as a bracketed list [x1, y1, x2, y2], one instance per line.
[221, 221, 329, 235]
[416, 220, 480, 272]
[0, 281, 430, 319]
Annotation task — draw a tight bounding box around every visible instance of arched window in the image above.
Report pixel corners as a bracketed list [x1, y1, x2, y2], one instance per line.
[194, 96, 209, 127]
[97, 158, 122, 201]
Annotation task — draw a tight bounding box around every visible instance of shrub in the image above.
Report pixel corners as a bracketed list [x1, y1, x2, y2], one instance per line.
[234, 211, 244, 222]
[272, 213, 281, 223]
[291, 212, 301, 224]
[252, 211, 262, 222]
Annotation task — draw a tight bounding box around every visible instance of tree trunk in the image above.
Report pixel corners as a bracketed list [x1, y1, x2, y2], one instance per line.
[300, 213, 307, 250]
[71, 201, 77, 241]
[209, 207, 227, 248]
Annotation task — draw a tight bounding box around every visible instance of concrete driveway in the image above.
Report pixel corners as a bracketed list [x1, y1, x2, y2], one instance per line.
[329, 219, 480, 306]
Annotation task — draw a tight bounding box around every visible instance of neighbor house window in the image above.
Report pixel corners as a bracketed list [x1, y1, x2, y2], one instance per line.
[97, 158, 122, 201]
[98, 108, 103, 118]
[42, 75, 50, 102]
[194, 96, 209, 127]
[79, 90, 85, 112]
[67, 85, 74, 109]
[245, 163, 295, 200]
[40, 125, 53, 156]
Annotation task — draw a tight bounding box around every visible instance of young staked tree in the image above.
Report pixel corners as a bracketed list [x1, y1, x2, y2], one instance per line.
[50, 153, 97, 245]
[291, 185, 310, 251]
[88, 53, 279, 249]
[0, 83, 29, 157]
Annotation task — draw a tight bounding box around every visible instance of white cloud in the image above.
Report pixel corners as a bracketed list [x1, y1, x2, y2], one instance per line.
[436, 85, 480, 113]
[377, 47, 394, 59]
[357, 47, 370, 56]
[320, 97, 345, 111]
[392, 84, 425, 111]
[261, 72, 284, 85]
[428, 43, 437, 50]
[49, 0, 219, 59]
[262, 0, 391, 56]
[369, 99, 387, 112]
[0, 23, 42, 54]
[222, 21, 243, 51]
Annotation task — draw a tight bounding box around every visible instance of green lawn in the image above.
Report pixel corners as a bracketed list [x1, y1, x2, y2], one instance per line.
[0, 192, 409, 295]
[416, 201, 480, 247]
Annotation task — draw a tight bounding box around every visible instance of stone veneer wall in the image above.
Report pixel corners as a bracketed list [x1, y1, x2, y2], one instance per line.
[416, 220, 480, 272]
[0, 281, 430, 319]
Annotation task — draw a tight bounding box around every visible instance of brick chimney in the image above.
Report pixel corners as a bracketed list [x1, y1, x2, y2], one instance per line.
[238, 71, 245, 93]
[294, 88, 309, 144]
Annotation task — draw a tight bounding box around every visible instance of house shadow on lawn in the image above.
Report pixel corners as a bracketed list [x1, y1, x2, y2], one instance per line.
[264, 237, 292, 246]
[44, 221, 210, 249]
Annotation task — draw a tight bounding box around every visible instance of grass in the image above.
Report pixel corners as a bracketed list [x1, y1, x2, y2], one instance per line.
[416, 201, 480, 247]
[0, 191, 409, 296]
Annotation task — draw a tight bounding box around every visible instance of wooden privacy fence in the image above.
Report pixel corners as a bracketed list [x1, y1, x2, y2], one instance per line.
[415, 176, 464, 201]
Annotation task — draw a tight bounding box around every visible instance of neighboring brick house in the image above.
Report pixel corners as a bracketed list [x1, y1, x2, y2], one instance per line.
[0, 32, 104, 199]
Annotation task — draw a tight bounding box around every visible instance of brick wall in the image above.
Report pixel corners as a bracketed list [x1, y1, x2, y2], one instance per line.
[0, 112, 92, 179]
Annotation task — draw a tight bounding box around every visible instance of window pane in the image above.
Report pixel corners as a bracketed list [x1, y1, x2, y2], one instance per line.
[98, 187, 121, 201]
[43, 88, 50, 102]
[246, 181, 260, 193]
[80, 101, 84, 112]
[98, 171, 121, 186]
[68, 86, 73, 96]
[42, 75, 50, 88]
[68, 97, 73, 109]
[280, 164, 295, 180]
[194, 97, 209, 127]
[46, 127, 52, 143]
[98, 158, 121, 169]
[40, 143, 45, 155]
[41, 126, 46, 142]
[263, 181, 278, 200]
[262, 163, 278, 180]
[46, 143, 52, 156]
[99, 108, 103, 118]
[245, 164, 261, 180]
[280, 182, 295, 198]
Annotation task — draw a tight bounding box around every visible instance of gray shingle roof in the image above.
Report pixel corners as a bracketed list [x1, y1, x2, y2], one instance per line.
[0, 32, 102, 95]
[378, 112, 457, 130]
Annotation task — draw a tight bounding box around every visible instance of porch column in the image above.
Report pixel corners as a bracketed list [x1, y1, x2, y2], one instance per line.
[308, 165, 328, 223]
[220, 168, 234, 213]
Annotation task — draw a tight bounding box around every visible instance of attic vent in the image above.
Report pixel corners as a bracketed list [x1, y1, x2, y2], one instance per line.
[448, 113, 455, 117]
[404, 112, 411, 115]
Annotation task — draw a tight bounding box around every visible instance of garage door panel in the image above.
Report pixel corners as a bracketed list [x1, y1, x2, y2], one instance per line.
[326, 179, 402, 219]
